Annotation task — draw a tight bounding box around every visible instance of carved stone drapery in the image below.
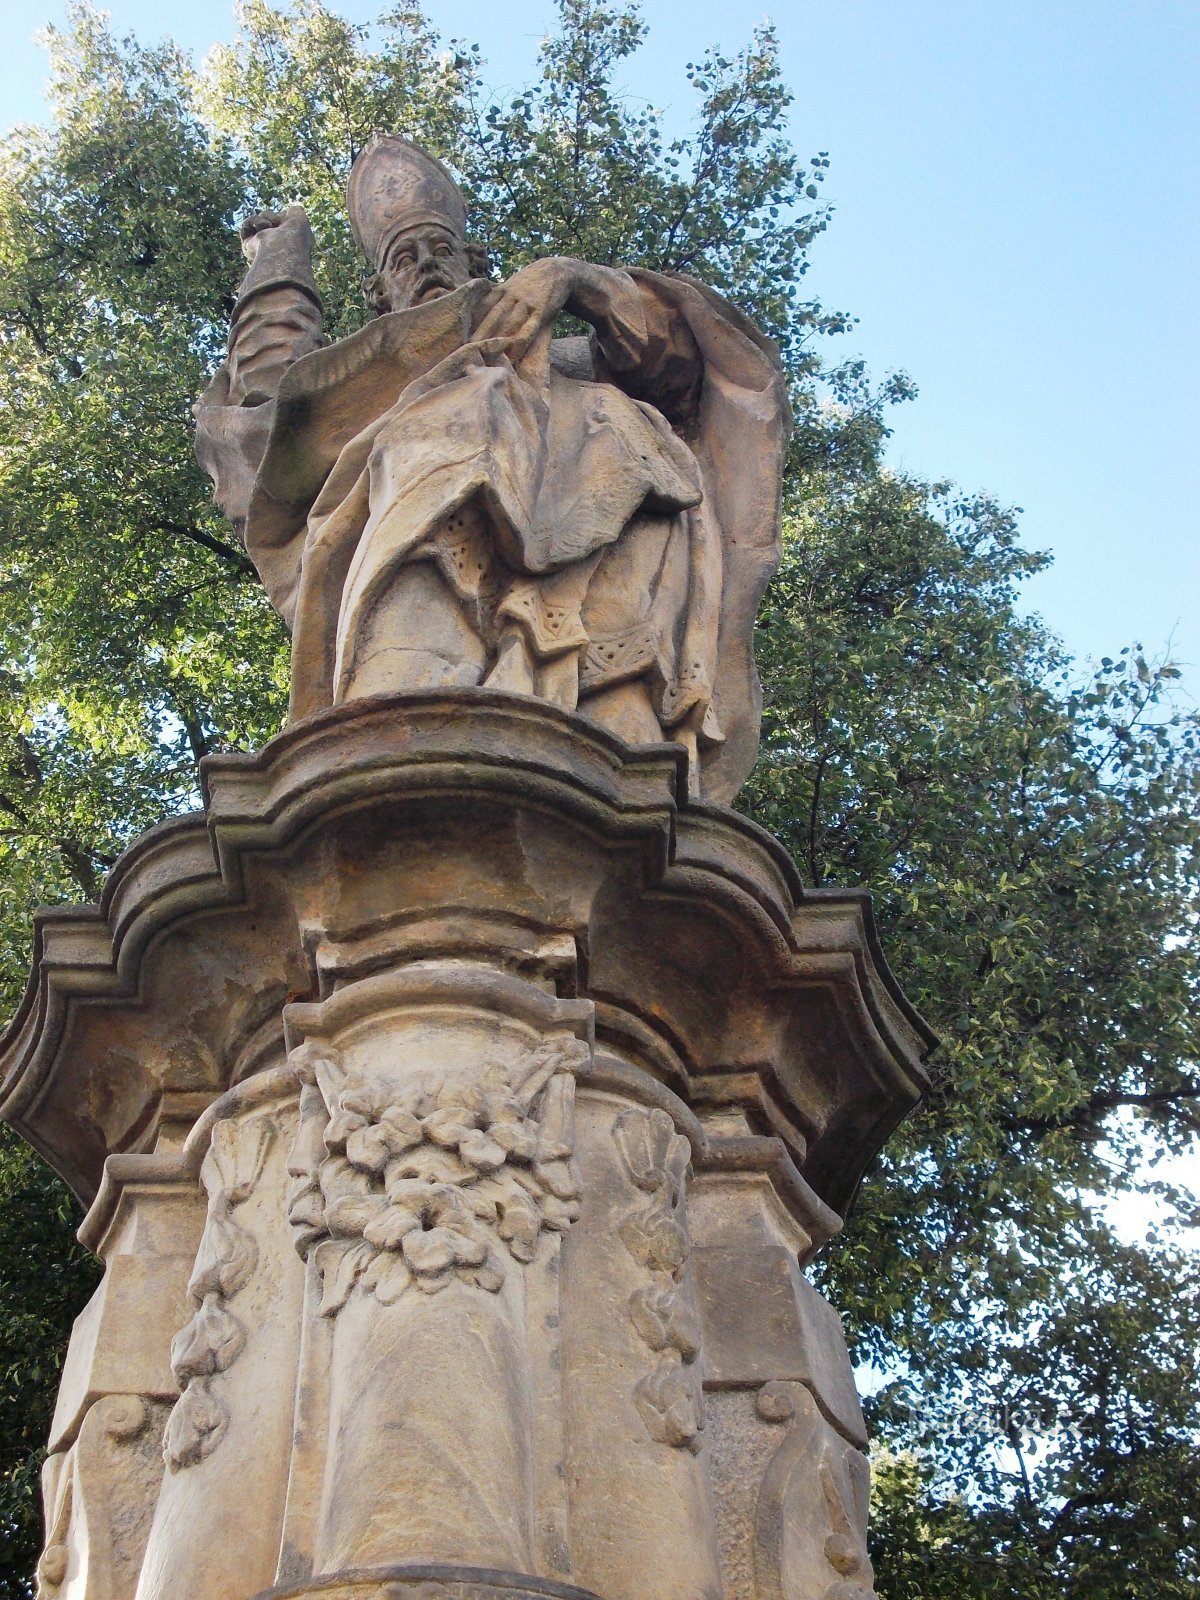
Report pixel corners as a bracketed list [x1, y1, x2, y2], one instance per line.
[192, 137, 793, 803]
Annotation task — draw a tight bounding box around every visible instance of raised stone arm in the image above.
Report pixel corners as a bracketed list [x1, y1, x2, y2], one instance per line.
[192, 206, 326, 551]
[223, 206, 324, 407]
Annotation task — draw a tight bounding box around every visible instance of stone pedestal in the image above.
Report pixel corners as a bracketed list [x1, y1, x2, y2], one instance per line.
[0, 692, 932, 1600]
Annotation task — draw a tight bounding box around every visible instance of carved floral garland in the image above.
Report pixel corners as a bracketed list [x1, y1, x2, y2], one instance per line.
[164, 1115, 273, 1470]
[287, 1035, 589, 1315]
[613, 1106, 705, 1452]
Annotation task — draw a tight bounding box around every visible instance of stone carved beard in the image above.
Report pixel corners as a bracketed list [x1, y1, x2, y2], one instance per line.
[365, 223, 487, 315]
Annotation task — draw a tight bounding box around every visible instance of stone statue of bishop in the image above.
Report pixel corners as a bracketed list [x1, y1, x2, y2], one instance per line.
[195, 135, 789, 800]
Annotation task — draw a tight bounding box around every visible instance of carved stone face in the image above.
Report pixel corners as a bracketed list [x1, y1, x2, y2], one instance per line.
[378, 221, 472, 310]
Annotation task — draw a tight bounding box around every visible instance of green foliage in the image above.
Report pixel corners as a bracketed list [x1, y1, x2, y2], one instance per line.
[453, 0, 836, 356]
[867, 1232, 1200, 1597]
[0, 1128, 99, 1596]
[747, 368, 1200, 1592]
[198, 0, 470, 335]
[196, 0, 835, 350]
[0, 4, 292, 1041]
[0, 3, 1196, 1595]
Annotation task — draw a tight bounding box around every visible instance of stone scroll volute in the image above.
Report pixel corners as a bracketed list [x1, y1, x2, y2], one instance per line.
[754, 1382, 876, 1600]
[36, 1395, 171, 1600]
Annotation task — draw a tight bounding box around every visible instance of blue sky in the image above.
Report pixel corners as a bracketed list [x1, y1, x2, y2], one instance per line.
[3, 0, 1198, 683]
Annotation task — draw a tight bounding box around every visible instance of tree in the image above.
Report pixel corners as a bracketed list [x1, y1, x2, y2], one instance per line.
[749, 403, 1200, 1592]
[0, 3, 1196, 1594]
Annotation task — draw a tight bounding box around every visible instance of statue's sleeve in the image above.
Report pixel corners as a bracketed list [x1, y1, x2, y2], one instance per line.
[615, 269, 792, 803]
[193, 208, 324, 539]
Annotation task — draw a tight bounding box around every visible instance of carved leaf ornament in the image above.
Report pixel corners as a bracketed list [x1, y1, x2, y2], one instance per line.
[614, 1106, 705, 1452]
[164, 1115, 274, 1470]
[287, 1036, 589, 1315]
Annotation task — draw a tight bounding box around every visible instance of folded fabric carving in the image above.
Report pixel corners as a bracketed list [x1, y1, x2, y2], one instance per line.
[194, 136, 790, 802]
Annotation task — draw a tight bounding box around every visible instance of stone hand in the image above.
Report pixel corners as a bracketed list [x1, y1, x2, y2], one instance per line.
[474, 257, 647, 367]
[226, 204, 322, 406]
[238, 205, 315, 267]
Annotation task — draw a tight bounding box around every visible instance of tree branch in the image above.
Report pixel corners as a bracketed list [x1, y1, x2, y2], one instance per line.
[147, 519, 256, 576]
[1007, 1081, 1200, 1136]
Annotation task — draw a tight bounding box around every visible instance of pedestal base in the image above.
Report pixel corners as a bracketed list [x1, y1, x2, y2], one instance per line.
[0, 694, 933, 1600]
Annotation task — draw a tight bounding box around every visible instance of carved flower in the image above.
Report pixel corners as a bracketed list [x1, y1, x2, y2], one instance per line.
[618, 1202, 689, 1276]
[323, 1107, 369, 1156]
[170, 1293, 246, 1383]
[292, 1047, 584, 1311]
[324, 1074, 397, 1157]
[403, 1223, 487, 1278]
[188, 1207, 258, 1301]
[421, 1105, 481, 1149]
[467, 1185, 499, 1223]
[375, 1181, 492, 1287]
[437, 1080, 487, 1115]
[614, 1106, 690, 1197]
[384, 1178, 457, 1218]
[342, 1122, 391, 1174]
[629, 1281, 700, 1360]
[492, 1181, 543, 1262]
[634, 1360, 704, 1452]
[465, 1251, 506, 1292]
[362, 1203, 421, 1250]
[164, 1377, 229, 1470]
[488, 1111, 540, 1163]
[456, 1125, 507, 1172]
[324, 1188, 388, 1239]
[345, 1114, 426, 1174]
[380, 1102, 424, 1146]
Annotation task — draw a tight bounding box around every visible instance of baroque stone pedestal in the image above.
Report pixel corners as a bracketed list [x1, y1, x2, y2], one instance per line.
[0, 692, 932, 1600]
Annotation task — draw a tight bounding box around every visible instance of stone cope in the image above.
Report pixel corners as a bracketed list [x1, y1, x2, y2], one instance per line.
[0, 136, 934, 1600]
[194, 135, 792, 802]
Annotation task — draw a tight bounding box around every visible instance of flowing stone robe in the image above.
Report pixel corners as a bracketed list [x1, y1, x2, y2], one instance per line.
[196, 269, 789, 803]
